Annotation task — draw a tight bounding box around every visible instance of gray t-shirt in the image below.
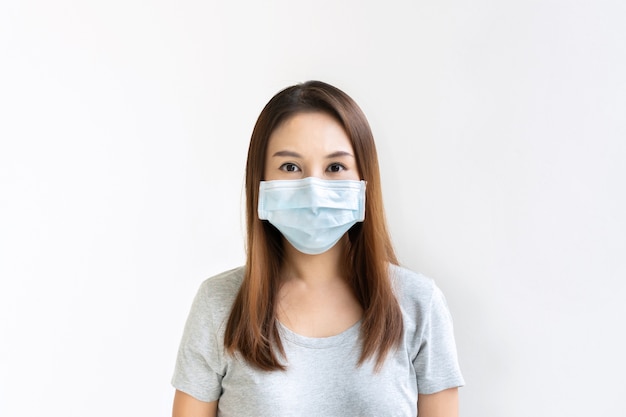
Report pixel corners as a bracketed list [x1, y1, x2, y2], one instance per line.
[172, 265, 464, 417]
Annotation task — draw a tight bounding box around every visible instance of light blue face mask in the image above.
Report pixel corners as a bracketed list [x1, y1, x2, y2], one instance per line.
[258, 177, 366, 255]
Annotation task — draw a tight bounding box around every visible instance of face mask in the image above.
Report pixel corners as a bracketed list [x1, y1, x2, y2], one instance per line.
[258, 177, 366, 255]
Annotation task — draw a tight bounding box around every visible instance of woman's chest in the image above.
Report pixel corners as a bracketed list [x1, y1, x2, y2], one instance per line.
[218, 336, 417, 417]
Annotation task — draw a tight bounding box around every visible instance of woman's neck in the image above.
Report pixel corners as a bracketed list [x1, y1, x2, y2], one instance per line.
[281, 235, 348, 286]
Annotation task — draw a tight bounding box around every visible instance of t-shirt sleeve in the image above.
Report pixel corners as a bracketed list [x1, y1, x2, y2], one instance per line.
[171, 283, 224, 402]
[413, 285, 465, 394]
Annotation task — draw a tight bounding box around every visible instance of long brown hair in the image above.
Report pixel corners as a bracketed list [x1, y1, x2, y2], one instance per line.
[225, 80, 402, 370]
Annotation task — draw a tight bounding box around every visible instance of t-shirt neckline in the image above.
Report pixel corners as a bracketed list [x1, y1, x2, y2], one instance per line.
[277, 319, 362, 349]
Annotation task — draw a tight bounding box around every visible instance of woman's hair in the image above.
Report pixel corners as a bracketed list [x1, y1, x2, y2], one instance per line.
[225, 80, 403, 371]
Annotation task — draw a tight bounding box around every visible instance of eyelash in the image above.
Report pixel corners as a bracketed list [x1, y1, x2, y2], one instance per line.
[279, 163, 300, 172]
[326, 163, 346, 173]
[278, 163, 347, 173]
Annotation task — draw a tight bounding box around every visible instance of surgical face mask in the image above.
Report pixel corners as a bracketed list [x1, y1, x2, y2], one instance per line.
[258, 177, 366, 255]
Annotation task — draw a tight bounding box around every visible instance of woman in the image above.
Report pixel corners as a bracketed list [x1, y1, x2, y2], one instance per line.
[172, 81, 464, 417]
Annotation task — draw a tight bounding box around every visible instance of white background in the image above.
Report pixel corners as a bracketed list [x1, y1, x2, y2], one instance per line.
[1, 1, 625, 416]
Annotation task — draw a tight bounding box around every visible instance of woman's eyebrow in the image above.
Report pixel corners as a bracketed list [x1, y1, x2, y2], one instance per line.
[325, 151, 354, 158]
[272, 150, 302, 158]
[271, 150, 354, 158]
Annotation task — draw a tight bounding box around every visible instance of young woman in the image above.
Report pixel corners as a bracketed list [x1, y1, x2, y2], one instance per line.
[172, 81, 464, 417]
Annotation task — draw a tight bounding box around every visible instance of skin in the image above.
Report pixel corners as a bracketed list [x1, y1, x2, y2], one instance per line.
[172, 390, 217, 417]
[172, 111, 458, 417]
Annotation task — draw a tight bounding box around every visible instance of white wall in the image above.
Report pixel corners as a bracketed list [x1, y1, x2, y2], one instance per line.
[1, 1, 624, 416]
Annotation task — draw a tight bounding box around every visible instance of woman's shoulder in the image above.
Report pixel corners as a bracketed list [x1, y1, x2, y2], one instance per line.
[199, 266, 245, 292]
[388, 263, 443, 313]
[388, 263, 457, 339]
[389, 263, 436, 295]
[193, 266, 245, 316]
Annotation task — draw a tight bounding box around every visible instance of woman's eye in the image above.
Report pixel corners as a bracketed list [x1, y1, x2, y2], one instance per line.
[327, 163, 345, 173]
[279, 163, 300, 172]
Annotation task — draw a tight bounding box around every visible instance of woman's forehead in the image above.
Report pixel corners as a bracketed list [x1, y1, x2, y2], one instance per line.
[267, 112, 353, 155]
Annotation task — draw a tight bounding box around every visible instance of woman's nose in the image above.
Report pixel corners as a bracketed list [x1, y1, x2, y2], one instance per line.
[302, 167, 325, 179]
